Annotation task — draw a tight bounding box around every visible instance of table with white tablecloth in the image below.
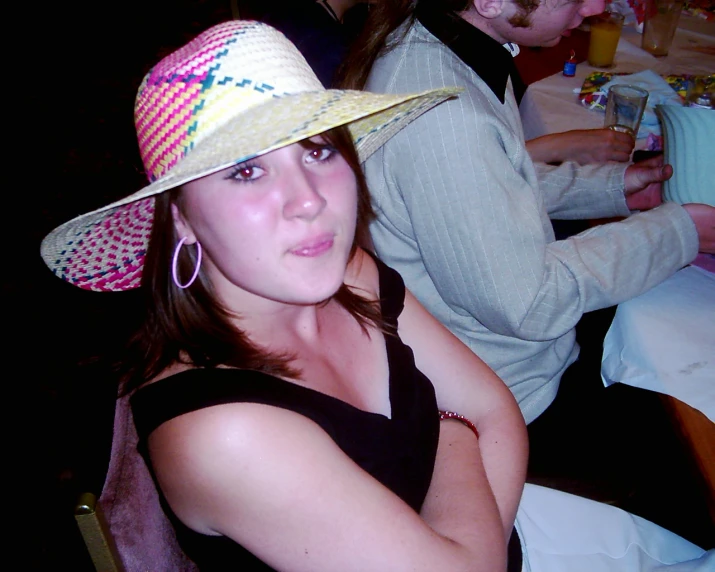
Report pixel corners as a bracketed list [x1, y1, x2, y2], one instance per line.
[519, 17, 715, 518]
[600, 263, 715, 521]
[520, 15, 715, 145]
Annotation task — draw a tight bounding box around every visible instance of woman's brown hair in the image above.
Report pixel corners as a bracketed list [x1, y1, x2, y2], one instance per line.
[120, 125, 386, 393]
[337, 0, 540, 91]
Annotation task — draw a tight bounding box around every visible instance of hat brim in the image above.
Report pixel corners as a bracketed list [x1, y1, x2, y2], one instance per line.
[41, 87, 459, 291]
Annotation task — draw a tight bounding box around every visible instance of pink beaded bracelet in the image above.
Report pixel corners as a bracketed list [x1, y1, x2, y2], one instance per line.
[438, 410, 480, 440]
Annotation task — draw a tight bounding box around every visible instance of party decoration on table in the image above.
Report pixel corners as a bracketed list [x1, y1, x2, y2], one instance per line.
[580, 71, 621, 110]
[685, 76, 715, 107]
[563, 50, 578, 77]
[683, 0, 715, 21]
[666, 74, 715, 98]
[657, 104, 715, 206]
[579, 71, 714, 108]
[580, 72, 714, 113]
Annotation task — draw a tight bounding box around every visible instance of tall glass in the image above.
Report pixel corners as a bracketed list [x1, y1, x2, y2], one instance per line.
[642, 0, 683, 57]
[588, 12, 625, 68]
[604, 85, 649, 139]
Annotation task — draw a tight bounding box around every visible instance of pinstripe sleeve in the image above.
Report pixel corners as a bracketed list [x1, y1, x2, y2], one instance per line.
[535, 160, 631, 220]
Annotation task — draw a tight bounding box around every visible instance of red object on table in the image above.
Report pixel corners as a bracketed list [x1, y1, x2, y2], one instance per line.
[514, 29, 591, 86]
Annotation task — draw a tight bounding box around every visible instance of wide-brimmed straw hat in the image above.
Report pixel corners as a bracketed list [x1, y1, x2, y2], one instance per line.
[40, 20, 458, 292]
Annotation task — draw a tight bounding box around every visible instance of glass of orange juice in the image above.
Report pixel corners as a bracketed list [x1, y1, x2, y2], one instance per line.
[588, 12, 625, 68]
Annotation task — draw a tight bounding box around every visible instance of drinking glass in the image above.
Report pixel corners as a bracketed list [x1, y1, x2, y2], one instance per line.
[642, 0, 683, 57]
[604, 85, 649, 139]
[588, 11, 625, 68]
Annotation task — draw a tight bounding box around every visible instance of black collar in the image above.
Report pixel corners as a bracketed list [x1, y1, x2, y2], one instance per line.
[415, 2, 526, 104]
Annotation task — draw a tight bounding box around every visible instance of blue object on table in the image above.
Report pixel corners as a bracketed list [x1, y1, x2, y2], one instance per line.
[657, 104, 715, 206]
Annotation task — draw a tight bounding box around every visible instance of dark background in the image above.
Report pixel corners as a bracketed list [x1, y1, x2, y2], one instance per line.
[23, 2, 241, 568]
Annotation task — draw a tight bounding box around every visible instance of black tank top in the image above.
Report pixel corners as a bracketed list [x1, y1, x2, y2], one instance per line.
[132, 258, 521, 570]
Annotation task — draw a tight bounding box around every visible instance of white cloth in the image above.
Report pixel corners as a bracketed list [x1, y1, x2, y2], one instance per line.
[602, 265, 715, 421]
[516, 484, 713, 572]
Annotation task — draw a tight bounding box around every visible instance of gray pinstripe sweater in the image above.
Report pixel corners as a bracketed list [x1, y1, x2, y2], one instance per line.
[363, 16, 698, 424]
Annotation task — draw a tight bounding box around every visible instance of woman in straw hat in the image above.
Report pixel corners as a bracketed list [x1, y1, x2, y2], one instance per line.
[41, 20, 712, 572]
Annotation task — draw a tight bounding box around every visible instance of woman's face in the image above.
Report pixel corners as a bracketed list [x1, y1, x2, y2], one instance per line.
[172, 137, 359, 309]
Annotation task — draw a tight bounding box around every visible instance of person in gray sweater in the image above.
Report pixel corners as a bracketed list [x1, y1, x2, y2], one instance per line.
[339, 0, 715, 510]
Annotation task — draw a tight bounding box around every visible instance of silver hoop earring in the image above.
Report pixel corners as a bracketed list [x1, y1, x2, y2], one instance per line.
[171, 237, 202, 289]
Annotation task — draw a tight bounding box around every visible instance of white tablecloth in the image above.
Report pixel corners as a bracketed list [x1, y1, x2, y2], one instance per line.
[601, 266, 715, 421]
[520, 15, 715, 145]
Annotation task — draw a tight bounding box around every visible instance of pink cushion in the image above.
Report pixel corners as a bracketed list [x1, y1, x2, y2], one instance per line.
[99, 391, 198, 571]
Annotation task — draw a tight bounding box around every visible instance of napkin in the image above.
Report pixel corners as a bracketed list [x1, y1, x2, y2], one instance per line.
[600, 70, 684, 138]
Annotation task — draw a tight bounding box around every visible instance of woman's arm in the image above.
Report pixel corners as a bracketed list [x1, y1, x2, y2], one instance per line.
[421, 419, 507, 562]
[397, 288, 528, 540]
[148, 403, 507, 572]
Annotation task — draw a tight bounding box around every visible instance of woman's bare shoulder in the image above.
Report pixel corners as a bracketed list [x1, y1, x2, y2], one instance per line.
[149, 401, 322, 463]
[148, 403, 341, 531]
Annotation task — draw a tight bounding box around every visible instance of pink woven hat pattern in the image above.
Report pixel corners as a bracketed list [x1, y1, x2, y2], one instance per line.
[40, 20, 459, 292]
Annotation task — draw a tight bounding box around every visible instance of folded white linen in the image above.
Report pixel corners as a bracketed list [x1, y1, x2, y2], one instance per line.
[516, 484, 713, 572]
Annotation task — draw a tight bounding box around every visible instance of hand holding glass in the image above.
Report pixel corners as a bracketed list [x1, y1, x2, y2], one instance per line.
[604, 85, 649, 139]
